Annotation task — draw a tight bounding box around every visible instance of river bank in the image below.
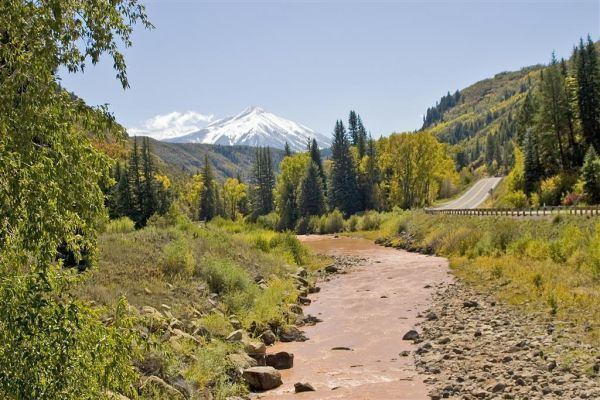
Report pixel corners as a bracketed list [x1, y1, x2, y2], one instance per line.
[257, 235, 451, 399]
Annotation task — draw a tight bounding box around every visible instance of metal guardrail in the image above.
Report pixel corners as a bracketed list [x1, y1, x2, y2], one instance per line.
[425, 206, 600, 217]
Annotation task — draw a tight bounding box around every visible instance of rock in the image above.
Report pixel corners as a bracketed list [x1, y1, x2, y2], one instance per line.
[402, 330, 420, 341]
[325, 265, 339, 273]
[242, 336, 267, 356]
[259, 330, 277, 345]
[242, 366, 282, 391]
[169, 329, 201, 345]
[226, 329, 244, 342]
[491, 382, 506, 393]
[280, 325, 307, 342]
[547, 360, 557, 371]
[426, 312, 438, 321]
[463, 300, 479, 308]
[288, 303, 303, 315]
[228, 352, 258, 371]
[331, 346, 352, 351]
[265, 351, 294, 369]
[229, 316, 242, 330]
[437, 337, 450, 345]
[399, 350, 410, 357]
[294, 382, 315, 393]
[298, 296, 311, 305]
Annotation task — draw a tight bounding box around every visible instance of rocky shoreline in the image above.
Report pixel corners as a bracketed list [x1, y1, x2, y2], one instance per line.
[411, 281, 600, 399]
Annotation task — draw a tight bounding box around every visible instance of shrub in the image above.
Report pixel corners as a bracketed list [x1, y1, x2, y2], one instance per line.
[320, 210, 344, 234]
[308, 215, 321, 234]
[199, 313, 233, 338]
[346, 215, 359, 232]
[255, 212, 279, 231]
[503, 190, 528, 208]
[245, 278, 297, 331]
[359, 211, 382, 231]
[105, 217, 135, 234]
[201, 258, 253, 295]
[294, 217, 310, 234]
[269, 232, 309, 265]
[162, 238, 195, 276]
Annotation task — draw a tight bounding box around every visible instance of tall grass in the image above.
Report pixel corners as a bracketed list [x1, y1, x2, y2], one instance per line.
[379, 211, 600, 342]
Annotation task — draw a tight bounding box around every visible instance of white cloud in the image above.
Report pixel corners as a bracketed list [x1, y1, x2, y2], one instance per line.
[128, 111, 214, 140]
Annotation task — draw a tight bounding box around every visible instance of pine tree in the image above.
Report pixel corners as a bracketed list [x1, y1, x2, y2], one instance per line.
[348, 110, 358, 145]
[356, 115, 367, 158]
[250, 147, 275, 218]
[362, 134, 380, 210]
[308, 138, 326, 188]
[298, 162, 325, 218]
[128, 137, 143, 225]
[582, 145, 600, 204]
[141, 137, 157, 222]
[284, 141, 292, 157]
[523, 130, 542, 195]
[576, 37, 600, 152]
[328, 120, 360, 216]
[199, 154, 217, 221]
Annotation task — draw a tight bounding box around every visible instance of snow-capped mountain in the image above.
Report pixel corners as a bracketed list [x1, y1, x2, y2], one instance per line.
[166, 106, 330, 151]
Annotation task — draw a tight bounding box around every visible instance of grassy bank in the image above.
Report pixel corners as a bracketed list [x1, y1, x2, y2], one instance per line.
[374, 212, 600, 343]
[79, 213, 326, 399]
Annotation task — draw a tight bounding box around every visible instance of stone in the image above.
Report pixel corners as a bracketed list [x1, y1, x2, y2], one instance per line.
[259, 329, 277, 345]
[399, 350, 410, 357]
[139, 376, 185, 399]
[491, 382, 506, 393]
[294, 382, 315, 393]
[325, 264, 339, 273]
[227, 352, 258, 371]
[265, 351, 294, 369]
[437, 337, 450, 345]
[280, 325, 307, 342]
[242, 336, 267, 356]
[402, 330, 420, 341]
[463, 300, 479, 308]
[226, 329, 244, 342]
[242, 366, 282, 391]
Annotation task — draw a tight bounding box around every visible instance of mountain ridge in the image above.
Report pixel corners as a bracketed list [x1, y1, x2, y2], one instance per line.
[166, 106, 330, 152]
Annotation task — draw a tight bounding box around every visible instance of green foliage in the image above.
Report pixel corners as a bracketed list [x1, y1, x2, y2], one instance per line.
[105, 217, 136, 234]
[249, 147, 276, 219]
[268, 232, 310, 265]
[275, 153, 310, 230]
[329, 120, 360, 216]
[298, 162, 326, 219]
[201, 258, 254, 295]
[319, 209, 345, 234]
[199, 155, 218, 221]
[199, 313, 233, 338]
[582, 146, 600, 203]
[162, 237, 196, 277]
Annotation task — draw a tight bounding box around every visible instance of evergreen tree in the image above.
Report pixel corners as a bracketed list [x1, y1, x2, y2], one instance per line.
[308, 138, 326, 188]
[284, 141, 293, 157]
[523, 130, 542, 195]
[582, 145, 600, 204]
[348, 110, 359, 145]
[141, 137, 157, 222]
[356, 115, 367, 158]
[199, 154, 217, 221]
[298, 162, 325, 218]
[362, 134, 380, 210]
[127, 137, 143, 225]
[576, 37, 600, 152]
[328, 120, 360, 215]
[250, 147, 275, 218]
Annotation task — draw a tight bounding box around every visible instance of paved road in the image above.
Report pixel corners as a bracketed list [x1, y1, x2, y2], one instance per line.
[434, 177, 503, 210]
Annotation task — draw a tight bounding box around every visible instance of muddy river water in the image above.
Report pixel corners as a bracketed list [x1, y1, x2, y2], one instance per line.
[257, 235, 451, 400]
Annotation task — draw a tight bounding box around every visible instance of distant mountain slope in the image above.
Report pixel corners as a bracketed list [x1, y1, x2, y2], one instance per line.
[142, 138, 286, 181]
[167, 106, 330, 152]
[423, 65, 543, 171]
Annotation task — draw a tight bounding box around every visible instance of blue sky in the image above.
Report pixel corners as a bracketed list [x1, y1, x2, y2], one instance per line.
[59, 0, 600, 140]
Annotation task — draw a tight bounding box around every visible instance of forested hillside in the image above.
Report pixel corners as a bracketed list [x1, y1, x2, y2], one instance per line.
[138, 138, 285, 181]
[423, 66, 541, 173]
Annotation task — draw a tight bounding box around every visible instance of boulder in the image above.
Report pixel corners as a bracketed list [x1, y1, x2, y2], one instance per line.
[265, 351, 294, 369]
[325, 265, 339, 273]
[228, 352, 258, 372]
[139, 376, 185, 399]
[259, 330, 277, 345]
[280, 325, 308, 342]
[242, 336, 267, 355]
[294, 382, 315, 393]
[242, 366, 282, 391]
[226, 329, 244, 342]
[402, 330, 420, 341]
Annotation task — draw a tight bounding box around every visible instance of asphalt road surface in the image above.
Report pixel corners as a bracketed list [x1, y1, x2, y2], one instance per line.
[434, 177, 503, 210]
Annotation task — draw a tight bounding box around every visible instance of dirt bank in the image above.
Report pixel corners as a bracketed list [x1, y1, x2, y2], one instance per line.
[257, 235, 451, 399]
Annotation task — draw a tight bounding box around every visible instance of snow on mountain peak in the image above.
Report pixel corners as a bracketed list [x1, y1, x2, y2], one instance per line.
[166, 106, 330, 151]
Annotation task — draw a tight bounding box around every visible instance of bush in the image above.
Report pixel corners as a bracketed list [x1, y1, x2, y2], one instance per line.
[308, 215, 321, 234]
[255, 212, 279, 231]
[359, 211, 382, 231]
[269, 232, 309, 265]
[503, 190, 528, 208]
[199, 313, 233, 338]
[201, 258, 253, 295]
[346, 215, 359, 232]
[105, 217, 135, 234]
[162, 238, 195, 276]
[320, 210, 344, 234]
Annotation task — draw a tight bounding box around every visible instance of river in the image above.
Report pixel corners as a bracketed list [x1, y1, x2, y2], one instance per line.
[257, 235, 451, 399]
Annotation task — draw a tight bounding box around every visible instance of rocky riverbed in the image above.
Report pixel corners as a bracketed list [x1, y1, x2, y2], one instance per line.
[413, 281, 600, 400]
